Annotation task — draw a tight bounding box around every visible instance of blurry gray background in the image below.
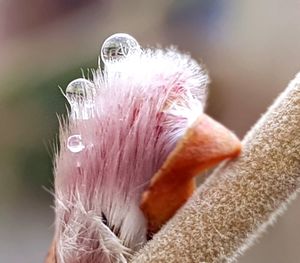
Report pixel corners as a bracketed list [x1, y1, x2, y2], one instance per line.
[1, 0, 300, 262]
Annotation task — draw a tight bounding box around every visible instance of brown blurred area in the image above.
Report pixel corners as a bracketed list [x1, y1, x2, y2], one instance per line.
[0, 1, 300, 262]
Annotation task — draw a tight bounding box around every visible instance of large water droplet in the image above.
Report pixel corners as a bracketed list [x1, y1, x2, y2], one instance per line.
[67, 134, 85, 153]
[65, 78, 96, 120]
[100, 33, 141, 65]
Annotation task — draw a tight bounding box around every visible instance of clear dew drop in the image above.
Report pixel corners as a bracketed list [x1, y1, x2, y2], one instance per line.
[65, 78, 96, 120]
[67, 134, 85, 153]
[100, 33, 141, 65]
[66, 78, 94, 101]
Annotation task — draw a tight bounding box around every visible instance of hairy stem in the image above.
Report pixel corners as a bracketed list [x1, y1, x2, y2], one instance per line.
[131, 73, 300, 263]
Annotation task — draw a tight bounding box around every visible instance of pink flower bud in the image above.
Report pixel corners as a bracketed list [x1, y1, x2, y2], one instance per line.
[53, 34, 209, 263]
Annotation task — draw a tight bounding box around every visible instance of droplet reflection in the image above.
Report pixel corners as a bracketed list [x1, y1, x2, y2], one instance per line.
[65, 78, 95, 120]
[66, 78, 94, 101]
[100, 33, 141, 65]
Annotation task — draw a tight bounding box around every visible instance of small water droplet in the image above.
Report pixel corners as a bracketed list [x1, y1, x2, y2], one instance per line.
[66, 78, 94, 101]
[67, 134, 85, 153]
[100, 33, 141, 65]
[65, 78, 96, 120]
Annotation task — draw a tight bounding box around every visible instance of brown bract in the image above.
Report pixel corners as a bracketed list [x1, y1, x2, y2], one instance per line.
[132, 74, 300, 263]
[45, 240, 56, 263]
[140, 113, 242, 233]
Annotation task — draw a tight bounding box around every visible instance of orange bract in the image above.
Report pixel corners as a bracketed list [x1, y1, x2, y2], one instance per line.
[140, 114, 242, 233]
[45, 240, 56, 263]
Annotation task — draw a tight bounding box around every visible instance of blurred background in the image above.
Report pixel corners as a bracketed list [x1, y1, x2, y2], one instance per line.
[1, 0, 300, 262]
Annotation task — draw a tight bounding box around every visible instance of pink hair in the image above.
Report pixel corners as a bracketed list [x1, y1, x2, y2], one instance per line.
[54, 47, 209, 263]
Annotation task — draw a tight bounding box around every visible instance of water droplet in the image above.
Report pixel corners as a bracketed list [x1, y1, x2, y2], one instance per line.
[67, 134, 85, 153]
[66, 78, 94, 101]
[100, 33, 141, 65]
[65, 78, 96, 120]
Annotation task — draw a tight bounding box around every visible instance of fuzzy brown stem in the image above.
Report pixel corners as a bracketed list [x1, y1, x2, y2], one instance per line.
[131, 73, 300, 263]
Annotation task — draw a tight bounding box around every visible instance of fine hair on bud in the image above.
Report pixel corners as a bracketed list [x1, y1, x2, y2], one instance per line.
[54, 44, 209, 263]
